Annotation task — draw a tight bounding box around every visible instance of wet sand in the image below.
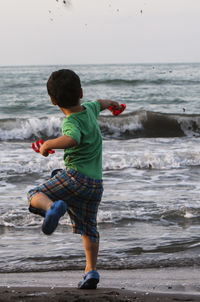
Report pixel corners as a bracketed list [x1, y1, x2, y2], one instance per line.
[0, 268, 199, 302]
[0, 287, 199, 302]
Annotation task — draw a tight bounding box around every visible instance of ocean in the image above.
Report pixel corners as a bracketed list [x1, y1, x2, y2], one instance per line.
[0, 63, 200, 273]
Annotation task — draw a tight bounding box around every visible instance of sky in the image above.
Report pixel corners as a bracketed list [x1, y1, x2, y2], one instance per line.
[0, 0, 200, 65]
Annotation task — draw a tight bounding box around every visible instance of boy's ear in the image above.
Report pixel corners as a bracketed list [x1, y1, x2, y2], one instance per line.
[80, 88, 83, 99]
[50, 97, 57, 106]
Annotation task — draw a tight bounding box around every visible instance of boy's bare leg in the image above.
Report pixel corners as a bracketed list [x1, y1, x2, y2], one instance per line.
[30, 193, 53, 211]
[82, 235, 99, 273]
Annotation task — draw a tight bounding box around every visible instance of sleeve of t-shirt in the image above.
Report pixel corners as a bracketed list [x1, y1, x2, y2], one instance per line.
[62, 120, 81, 145]
[83, 100, 100, 119]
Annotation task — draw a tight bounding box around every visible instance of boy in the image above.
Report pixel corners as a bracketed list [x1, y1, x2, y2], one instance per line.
[27, 69, 120, 289]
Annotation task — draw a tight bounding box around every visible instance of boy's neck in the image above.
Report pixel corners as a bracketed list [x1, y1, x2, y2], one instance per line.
[59, 104, 84, 117]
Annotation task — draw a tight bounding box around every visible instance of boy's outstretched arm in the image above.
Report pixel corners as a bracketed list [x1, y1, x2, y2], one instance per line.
[40, 135, 77, 157]
[97, 99, 120, 111]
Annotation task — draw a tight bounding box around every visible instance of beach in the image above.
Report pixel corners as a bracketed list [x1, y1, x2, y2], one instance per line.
[1, 268, 200, 301]
[1, 63, 200, 300]
[1, 287, 199, 302]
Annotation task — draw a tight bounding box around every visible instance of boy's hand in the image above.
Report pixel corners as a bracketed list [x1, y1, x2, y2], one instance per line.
[97, 99, 126, 115]
[32, 139, 55, 156]
[108, 103, 126, 115]
[39, 142, 50, 157]
[97, 99, 121, 111]
[32, 136, 77, 157]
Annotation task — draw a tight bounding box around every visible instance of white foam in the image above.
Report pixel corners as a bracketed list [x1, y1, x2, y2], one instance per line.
[0, 145, 65, 175]
[103, 138, 200, 170]
[0, 116, 62, 140]
[184, 211, 195, 219]
[99, 114, 144, 138]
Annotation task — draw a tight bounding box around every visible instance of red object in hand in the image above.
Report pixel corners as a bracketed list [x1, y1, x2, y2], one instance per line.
[108, 103, 126, 116]
[32, 139, 55, 154]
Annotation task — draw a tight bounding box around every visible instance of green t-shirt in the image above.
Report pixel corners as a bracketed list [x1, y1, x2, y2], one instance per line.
[62, 100, 102, 179]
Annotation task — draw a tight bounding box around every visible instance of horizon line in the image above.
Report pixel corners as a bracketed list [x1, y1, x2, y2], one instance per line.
[0, 61, 200, 68]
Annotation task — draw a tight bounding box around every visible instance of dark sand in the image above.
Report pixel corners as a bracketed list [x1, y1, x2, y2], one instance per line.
[0, 287, 199, 302]
[0, 268, 199, 302]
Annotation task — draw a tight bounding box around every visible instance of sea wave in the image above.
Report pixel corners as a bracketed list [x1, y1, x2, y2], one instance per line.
[0, 256, 200, 273]
[1, 111, 200, 141]
[1, 145, 200, 175]
[100, 111, 200, 139]
[84, 78, 200, 87]
[1, 205, 199, 230]
[0, 116, 62, 141]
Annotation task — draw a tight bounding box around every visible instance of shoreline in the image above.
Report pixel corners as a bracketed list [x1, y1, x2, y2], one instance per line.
[1, 267, 200, 301]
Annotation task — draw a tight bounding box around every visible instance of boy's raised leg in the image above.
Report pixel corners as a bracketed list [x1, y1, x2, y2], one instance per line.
[30, 192, 53, 212]
[30, 192, 67, 235]
[42, 199, 67, 235]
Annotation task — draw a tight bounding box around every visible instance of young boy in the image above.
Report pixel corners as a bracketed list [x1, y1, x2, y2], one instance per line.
[27, 69, 120, 289]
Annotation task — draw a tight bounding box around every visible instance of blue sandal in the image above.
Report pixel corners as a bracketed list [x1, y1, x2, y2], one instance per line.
[42, 200, 67, 235]
[78, 270, 100, 289]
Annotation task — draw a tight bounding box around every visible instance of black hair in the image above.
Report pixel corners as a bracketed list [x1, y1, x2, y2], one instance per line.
[47, 69, 81, 108]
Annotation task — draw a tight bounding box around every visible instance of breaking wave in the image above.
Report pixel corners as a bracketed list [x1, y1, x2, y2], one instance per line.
[100, 111, 200, 139]
[1, 110, 200, 141]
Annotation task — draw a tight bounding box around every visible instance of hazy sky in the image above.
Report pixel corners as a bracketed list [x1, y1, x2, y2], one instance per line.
[0, 0, 200, 65]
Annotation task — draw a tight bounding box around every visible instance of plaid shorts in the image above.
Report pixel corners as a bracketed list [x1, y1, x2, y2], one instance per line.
[27, 168, 103, 242]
